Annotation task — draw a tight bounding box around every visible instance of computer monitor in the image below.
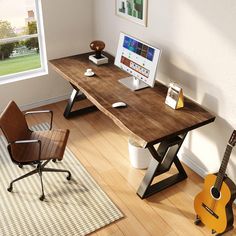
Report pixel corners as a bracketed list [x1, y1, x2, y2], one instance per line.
[115, 32, 161, 91]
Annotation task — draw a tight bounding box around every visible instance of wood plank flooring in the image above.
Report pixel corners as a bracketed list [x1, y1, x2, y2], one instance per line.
[25, 100, 236, 236]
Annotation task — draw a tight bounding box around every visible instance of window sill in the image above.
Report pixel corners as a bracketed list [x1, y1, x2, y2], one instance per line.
[0, 67, 48, 85]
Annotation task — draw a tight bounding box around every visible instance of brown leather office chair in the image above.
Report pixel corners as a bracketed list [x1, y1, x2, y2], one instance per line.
[0, 100, 71, 201]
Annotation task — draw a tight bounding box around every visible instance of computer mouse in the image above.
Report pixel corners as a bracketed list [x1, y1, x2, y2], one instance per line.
[112, 102, 127, 108]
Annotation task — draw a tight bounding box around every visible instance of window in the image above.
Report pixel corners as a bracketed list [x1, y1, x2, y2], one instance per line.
[0, 0, 47, 84]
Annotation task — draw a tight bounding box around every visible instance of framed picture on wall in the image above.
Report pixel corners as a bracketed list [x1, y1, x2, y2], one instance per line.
[116, 0, 148, 27]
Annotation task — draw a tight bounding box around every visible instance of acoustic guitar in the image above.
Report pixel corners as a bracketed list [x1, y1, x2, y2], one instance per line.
[194, 130, 236, 235]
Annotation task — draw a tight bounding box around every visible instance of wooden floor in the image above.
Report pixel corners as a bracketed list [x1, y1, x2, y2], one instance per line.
[27, 101, 236, 236]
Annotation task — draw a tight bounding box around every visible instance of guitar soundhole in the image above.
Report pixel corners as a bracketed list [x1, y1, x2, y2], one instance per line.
[211, 187, 221, 199]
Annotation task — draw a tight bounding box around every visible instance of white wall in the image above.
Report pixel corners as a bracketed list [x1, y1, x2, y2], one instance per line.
[93, 0, 236, 180]
[0, 0, 93, 111]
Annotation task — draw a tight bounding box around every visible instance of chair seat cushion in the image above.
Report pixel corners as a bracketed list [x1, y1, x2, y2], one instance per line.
[16, 129, 69, 163]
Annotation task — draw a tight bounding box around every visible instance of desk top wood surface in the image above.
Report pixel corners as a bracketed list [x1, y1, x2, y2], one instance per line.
[50, 52, 215, 148]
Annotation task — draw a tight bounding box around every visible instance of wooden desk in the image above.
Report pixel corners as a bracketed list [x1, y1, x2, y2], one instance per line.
[50, 52, 215, 199]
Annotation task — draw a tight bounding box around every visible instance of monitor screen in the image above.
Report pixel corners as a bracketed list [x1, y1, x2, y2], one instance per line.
[115, 33, 161, 90]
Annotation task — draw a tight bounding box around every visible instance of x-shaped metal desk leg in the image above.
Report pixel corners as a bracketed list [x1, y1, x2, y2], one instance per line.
[137, 133, 188, 199]
[64, 83, 97, 118]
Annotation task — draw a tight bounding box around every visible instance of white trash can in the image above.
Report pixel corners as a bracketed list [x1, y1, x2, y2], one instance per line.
[128, 138, 152, 169]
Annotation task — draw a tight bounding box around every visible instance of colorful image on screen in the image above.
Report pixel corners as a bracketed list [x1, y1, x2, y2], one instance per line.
[121, 56, 150, 78]
[123, 36, 154, 61]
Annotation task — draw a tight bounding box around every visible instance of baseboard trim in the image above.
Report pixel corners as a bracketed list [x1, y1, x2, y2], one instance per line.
[179, 152, 208, 178]
[20, 94, 70, 111]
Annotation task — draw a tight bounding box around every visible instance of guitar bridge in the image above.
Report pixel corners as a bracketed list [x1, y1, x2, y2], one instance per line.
[202, 203, 219, 219]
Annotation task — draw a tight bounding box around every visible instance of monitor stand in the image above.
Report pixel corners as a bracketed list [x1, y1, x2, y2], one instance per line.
[119, 76, 149, 91]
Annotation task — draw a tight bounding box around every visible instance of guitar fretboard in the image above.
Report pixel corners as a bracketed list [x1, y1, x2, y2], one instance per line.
[214, 144, 233, 190]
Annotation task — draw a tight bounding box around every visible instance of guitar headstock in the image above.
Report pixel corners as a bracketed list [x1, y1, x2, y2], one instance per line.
[229, 130, 236, 146]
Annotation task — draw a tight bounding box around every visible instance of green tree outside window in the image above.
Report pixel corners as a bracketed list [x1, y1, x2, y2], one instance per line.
[0, 20, 16, 60]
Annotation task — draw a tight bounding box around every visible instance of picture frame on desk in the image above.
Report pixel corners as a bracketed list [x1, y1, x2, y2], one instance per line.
[116, 0, 148, 26]
[165, 83, 184, 110]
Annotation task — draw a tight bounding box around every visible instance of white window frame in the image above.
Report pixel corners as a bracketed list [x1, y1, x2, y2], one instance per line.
[0, 0, 48, 85]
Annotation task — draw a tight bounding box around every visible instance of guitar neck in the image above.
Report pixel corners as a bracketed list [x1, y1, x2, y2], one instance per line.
[214, 144, 233, 190]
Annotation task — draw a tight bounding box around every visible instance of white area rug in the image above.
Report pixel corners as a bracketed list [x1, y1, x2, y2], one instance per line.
[0, 123, 123, 236]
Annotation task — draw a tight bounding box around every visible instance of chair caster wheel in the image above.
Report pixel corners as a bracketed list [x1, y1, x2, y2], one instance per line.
[39, 195, 45, 201]
[18, 164, 23, 168]
[7, 186, 13, 192]
[67, 174, 71, 180]
[52, 159, 57, 163]
[194, 216, 201, 225]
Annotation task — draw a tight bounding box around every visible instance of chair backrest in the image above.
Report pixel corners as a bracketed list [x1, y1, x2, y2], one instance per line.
[0, 101, 31, 162]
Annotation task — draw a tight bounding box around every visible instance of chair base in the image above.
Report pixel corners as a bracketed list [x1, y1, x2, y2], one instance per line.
[8, 159, 71, 201]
